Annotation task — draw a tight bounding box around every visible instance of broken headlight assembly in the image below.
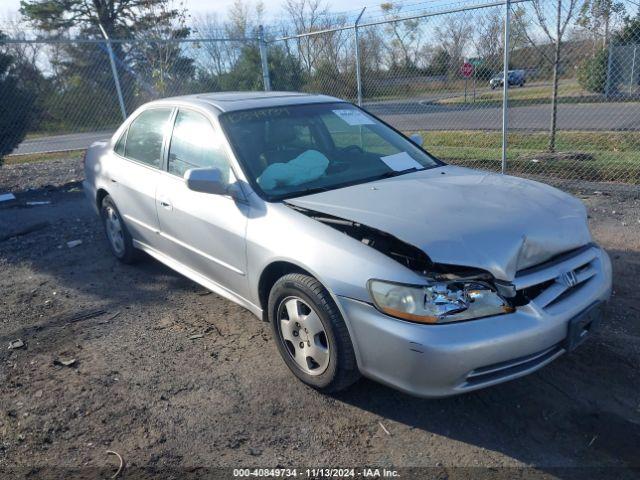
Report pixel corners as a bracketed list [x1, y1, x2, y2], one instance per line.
[367, 279, 514, 324]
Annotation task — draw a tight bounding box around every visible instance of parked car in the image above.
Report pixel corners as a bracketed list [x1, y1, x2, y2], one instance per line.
[83, 92, 611, 398]
[490, 69, 526, 89]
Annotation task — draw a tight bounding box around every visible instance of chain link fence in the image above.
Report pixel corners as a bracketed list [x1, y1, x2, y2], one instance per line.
[1, 36, 262, 148]
[2, 0, 640, 189]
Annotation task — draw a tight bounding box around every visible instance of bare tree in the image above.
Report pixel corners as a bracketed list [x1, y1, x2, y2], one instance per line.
[360, 26, 385, 73]
[475, 10, 503, 62]
[577, 0, 626, 52]
[380, 2, 423, 69]
[0, 14, 42, 68]
[283, 0, 331, 74]
[475, 6, 528, 70]
[193, 13, 229, 76]
[435, 14, 473, 76]
[130, 0, 192, 95]
[518, 0, 581, 152]
[226, 0, 264, 37]
[193, 1, 264, 77]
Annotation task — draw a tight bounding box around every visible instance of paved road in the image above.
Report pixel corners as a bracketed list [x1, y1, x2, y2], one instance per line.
[12, 131, 113, 156]
[9, 100, 640, 156]
[366, 100, 640, 132]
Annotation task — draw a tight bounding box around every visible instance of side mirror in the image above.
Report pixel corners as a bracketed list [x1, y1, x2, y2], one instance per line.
[409, 133, 423, 147]
[184, 167, 228, 195]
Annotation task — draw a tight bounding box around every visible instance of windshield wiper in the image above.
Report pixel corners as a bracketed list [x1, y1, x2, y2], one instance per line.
[372, 167, 424, 180]
[282, 167, 425, 200]
[295, 186, 331, 197]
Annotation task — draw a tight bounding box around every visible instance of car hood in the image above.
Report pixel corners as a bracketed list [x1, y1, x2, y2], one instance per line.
[287, 166, 592, 281]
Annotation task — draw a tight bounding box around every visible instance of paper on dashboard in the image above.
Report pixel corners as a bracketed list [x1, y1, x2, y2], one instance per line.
[332, 109, 375, 126]
[380, 152, 423, 172]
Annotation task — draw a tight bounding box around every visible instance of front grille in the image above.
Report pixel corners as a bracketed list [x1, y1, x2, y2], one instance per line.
[464, 343, 564, 387]
[513, 245, 600, 312]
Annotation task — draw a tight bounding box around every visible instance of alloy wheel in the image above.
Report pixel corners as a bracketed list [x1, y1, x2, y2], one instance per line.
[277, 296, 330, 376]
[105, 205, 125, 256]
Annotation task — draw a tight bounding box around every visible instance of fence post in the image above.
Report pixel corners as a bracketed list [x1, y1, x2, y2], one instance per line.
[605, 39, 615, 99]
[258, 25, 271, 91]
[500, 0, 511, 175]
[354, 7, 366, 106]
[98, 24, 127, 121]
[630, 45, 637, 95]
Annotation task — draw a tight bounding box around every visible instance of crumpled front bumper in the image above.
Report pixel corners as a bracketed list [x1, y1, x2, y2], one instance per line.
[336, 247, 612, 398]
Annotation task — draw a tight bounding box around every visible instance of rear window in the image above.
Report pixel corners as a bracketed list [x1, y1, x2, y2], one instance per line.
[124, 108, 173, 168]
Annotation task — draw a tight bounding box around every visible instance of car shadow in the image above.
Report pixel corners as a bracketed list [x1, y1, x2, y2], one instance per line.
[0, 188, 216, 347]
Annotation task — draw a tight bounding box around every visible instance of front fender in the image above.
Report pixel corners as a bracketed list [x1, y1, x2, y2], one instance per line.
[245, 201, 425, 307]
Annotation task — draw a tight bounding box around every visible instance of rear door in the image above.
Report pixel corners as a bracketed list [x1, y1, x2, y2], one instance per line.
[155, 108, 249, 298]
[108, 107, 173, 248]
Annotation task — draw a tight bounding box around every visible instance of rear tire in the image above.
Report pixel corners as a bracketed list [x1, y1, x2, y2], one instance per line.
[268, 273, 360, 393]
[100, 195, 139, 264]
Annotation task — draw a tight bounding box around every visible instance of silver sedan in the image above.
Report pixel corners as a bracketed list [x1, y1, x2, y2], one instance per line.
[83, 92, 612, 397]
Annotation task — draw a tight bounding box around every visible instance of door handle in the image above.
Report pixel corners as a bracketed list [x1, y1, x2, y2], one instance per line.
[159, 198, 172, 210]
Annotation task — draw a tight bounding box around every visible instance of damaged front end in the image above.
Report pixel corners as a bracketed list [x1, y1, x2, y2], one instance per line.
[287, 203, 517, 324]
[287, 203, 433, 273]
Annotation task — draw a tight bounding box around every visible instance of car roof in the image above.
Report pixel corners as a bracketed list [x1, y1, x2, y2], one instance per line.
[145, 91, 346, 114]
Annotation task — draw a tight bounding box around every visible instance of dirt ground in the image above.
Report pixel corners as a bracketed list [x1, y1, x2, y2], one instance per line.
[0, 157, 639, 479]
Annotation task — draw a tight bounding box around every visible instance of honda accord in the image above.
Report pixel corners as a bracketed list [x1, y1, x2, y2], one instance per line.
[83, 92, 612, 397]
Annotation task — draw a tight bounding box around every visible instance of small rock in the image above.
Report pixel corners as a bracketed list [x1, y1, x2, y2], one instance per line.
[53, 357, 77, 367]
[8, 339, 25, 350]
[34, 390, 43, 398]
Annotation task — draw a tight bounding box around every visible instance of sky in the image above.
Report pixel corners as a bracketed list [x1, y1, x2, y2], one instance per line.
[0, 0, 401, 26]
[1, 0, 288, 22]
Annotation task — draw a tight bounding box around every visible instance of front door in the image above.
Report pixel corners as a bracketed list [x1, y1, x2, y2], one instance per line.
[155, 108, 249, 298]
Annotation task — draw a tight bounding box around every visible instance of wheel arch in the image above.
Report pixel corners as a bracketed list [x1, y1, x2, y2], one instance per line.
[96, 188, 109, 212]
[257, 261, 313, 321]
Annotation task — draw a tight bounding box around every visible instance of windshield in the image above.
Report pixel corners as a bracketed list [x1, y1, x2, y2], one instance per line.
[219, 102, 441, 200]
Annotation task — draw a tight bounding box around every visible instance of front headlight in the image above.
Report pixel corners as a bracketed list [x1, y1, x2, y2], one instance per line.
[368, 279, 514, 324]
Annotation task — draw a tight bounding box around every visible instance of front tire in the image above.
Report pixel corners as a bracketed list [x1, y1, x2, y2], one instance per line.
[268, 273, 360, 393]
[100, 195, 139, 264]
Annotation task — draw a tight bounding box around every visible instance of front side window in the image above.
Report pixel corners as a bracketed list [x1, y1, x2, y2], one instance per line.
[168, 109, 232, 183]
[219, 103, 440, 200]
[124, 108, 173, 168]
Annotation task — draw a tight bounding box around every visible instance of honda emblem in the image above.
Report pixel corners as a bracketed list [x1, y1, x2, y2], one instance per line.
[560, 270, 578, 287]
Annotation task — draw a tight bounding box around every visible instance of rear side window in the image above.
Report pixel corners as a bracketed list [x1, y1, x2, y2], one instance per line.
[124, 108, 173, 168]
[114, 130, 126, 156]
[168, 109, 232, 182]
